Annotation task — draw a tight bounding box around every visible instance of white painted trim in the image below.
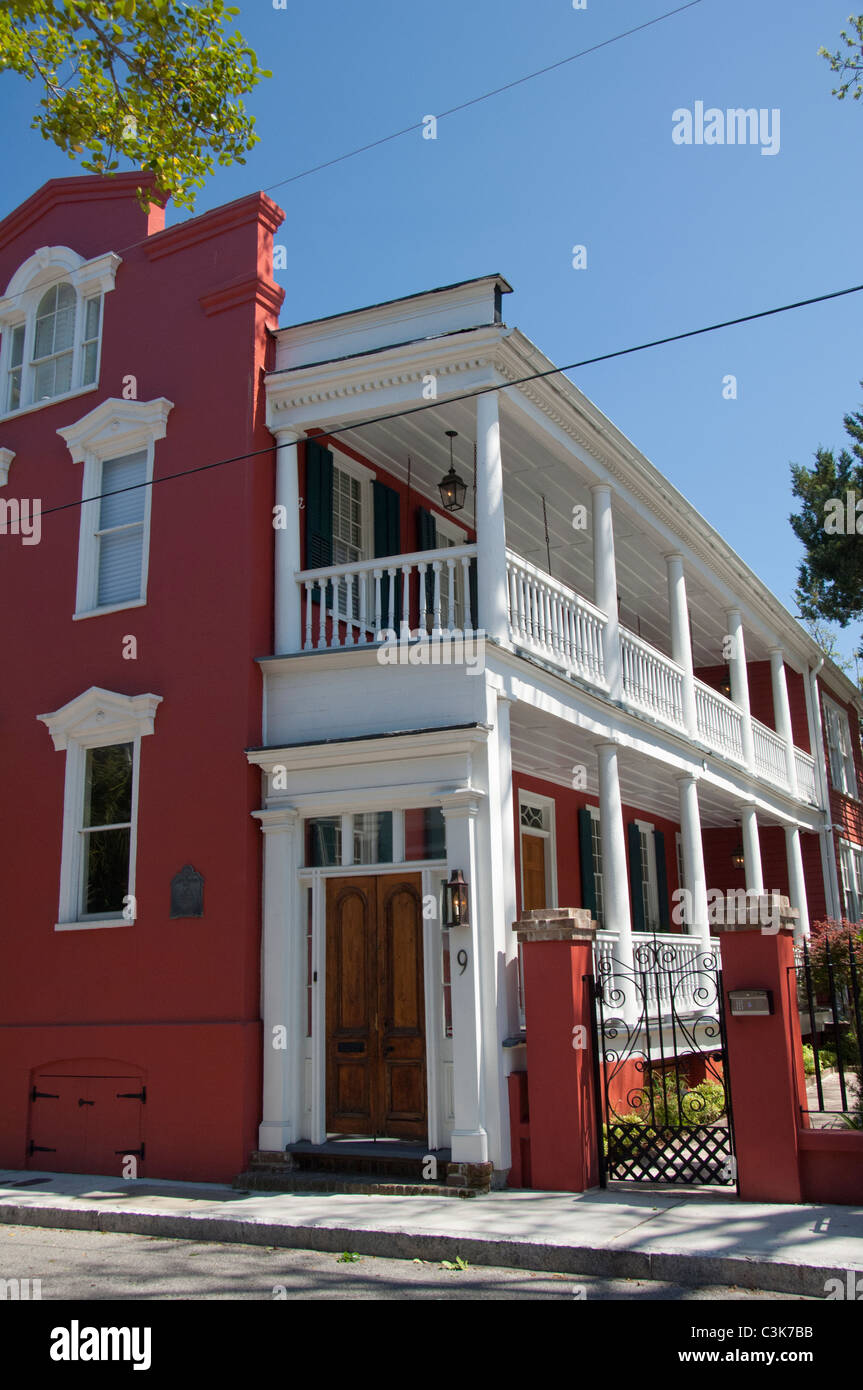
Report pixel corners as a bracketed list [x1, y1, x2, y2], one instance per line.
[57, 398, 172, 619]
[634, 818, 660, 931]
[0, 447, 14, 486]
[37, 688, 160, 930]
[518, 791, 558, 908]
[0, 247, 120, 420]
[73, 597, 148, 622]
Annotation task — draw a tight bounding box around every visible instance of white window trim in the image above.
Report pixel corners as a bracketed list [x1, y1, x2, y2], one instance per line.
[330, 445, 374, 561]
[588, 803, 604, 928]
[57, 396, 173, 618]
[0, 245, 120, 421]
[823, 695, 859, 800]
[38, 687, 162, 931]
[635, 818, 660, 932]
[518, 793, 558, 910]
[838, 838, 863, 924]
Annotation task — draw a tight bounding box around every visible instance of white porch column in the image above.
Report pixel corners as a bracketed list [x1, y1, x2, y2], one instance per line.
[739, 804, 764, 893]
[666, 554, 697, 736]
[255, 805, 303, 1151]
[475, 391, 509, 644]
[591, 485, 623, 701]
[770, 647, 799, 797]
[677, 775, 711, 948]
[274, 429, 302, 654]
[785, 824, 810, 943]
[597, 741, 634, 1001]
[442, 796, 488, 1164]
[725, 608, 755, 769]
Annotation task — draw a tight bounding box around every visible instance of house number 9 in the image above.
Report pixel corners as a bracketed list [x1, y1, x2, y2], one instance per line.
[457, 949, 468, 974]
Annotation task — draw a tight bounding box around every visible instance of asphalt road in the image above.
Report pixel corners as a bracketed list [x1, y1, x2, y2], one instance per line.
[0, 1224, 813, 1300]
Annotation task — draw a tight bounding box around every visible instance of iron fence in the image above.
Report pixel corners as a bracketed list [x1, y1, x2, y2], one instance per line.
[792, 929, 863, 1128]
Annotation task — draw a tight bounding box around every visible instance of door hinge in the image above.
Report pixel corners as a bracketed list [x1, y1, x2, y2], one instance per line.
[31, 1087, 59, 1101]
[116, 1088, 146, 1103]
[29, 1142, 56, 1154]
[115, 1144, 145, 1158]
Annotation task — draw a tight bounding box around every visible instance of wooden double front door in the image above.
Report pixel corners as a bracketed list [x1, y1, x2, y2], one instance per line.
[325, 873, 427, 1140]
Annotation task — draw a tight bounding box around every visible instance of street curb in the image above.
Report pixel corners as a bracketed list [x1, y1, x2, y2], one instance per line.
[0, 1201, 844, 1297]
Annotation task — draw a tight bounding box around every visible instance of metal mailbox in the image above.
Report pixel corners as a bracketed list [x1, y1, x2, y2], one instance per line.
[728, 988, 773, 1016]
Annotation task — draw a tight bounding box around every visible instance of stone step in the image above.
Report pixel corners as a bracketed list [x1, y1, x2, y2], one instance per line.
[232, 1168, 477, 1198]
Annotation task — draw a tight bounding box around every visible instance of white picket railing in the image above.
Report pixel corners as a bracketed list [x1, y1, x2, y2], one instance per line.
[620, 629, 686, 729]
[795, 748, 818, 804]
[506, 549, 606, 686]
[295, 543, 477, 650]
[753, 717, 789, 788]
[594, 931, 709, 1018]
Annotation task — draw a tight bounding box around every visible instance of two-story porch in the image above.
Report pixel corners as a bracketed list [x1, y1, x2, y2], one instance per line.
[249, 274, 834, 1180]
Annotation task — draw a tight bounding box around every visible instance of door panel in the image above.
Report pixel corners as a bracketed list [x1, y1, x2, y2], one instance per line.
[522, 833, 547, 911]
[326, 873, 426, 1139]
[326, 881, 375, 1133]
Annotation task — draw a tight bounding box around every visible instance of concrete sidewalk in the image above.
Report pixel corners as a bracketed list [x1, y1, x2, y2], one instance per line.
[1, 1169, 861, 1297]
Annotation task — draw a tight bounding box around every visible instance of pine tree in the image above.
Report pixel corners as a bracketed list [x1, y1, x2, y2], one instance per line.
[789, 391, 863, 657]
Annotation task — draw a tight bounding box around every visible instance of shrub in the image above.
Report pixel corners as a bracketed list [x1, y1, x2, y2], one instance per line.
[801, 1043, 816, 1075]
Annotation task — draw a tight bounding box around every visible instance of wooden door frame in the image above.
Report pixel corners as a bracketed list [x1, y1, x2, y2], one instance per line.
[518, 792, 558, 910]
[301, 863, 447, 1149]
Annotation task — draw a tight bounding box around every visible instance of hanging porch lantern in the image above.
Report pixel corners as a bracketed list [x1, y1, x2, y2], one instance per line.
[444, 869, 470, 927]
[731, 843, 746, 871]
[438, 430, 467, 513]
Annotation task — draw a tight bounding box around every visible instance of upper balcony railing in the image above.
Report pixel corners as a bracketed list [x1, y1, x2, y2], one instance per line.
[293, 545, 820, 806]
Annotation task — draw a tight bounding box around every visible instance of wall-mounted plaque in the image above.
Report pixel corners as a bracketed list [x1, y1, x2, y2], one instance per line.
[170, 865, 204, 919]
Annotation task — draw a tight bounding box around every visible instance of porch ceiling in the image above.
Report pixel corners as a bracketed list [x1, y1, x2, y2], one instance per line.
[508, 700, 786, 829]
[330, 395, 766, 672]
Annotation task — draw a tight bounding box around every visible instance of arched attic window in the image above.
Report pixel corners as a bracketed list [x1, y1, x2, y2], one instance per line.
[0, 246, 119, 417]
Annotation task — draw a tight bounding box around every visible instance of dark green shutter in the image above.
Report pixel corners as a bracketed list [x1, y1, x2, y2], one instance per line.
[416, 507, 437, 622]
[376, 812, 393, 864]
[578, 807, 597, 917]
[373, 481, 401, 629]
[305, 439, 333, 605]
[628, 822, 646, 933]
[468, 558, 478, 632]
[654, 829, 670, 930]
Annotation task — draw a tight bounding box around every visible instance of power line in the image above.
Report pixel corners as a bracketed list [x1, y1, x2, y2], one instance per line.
[29, 277, 863, 523]
[262, 0, 708, 193]
[0, 0, 709, 312]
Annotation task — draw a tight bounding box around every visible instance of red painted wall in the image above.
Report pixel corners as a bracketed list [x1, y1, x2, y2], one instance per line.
[0, 175, 285, 1180]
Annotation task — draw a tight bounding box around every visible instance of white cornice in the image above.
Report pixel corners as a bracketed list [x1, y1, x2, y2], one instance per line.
[0, 447, 13, 486]
[265, 326, 504, 432]
[57, 396, 173, 464]
[247, 724, 491, 776]
[38, 687, 162, 750]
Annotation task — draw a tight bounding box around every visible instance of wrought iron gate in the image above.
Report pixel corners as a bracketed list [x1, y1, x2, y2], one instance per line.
[588, 937, 737, 1187]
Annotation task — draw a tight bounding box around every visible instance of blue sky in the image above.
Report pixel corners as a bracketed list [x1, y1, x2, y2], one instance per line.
[2, 0, 861, 668]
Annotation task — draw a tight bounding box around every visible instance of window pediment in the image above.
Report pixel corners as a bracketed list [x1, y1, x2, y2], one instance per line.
[0, 246, 120, 319]
[38, 686, 162, 751]
[57, 396, 173, 465]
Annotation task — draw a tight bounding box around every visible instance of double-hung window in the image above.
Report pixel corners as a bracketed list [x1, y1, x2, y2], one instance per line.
[57, 396, 173, 618]
[823, 696, 858, 799]
[0, 246, 118, 420]
[839, 840, 863, 924]
[39, 687, 162, 931]
[589, 806, 605, 929]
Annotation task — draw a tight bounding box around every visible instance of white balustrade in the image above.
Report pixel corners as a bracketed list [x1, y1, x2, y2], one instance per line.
[594, 931, 708, 1019]
[752, 717, 790, 788]
[296, 543, 477, 650]
[505, 549, 606, 686]
[794, 748, 818, 805]
[619, 629, 686, 728]
[694, 680, 745, 762]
